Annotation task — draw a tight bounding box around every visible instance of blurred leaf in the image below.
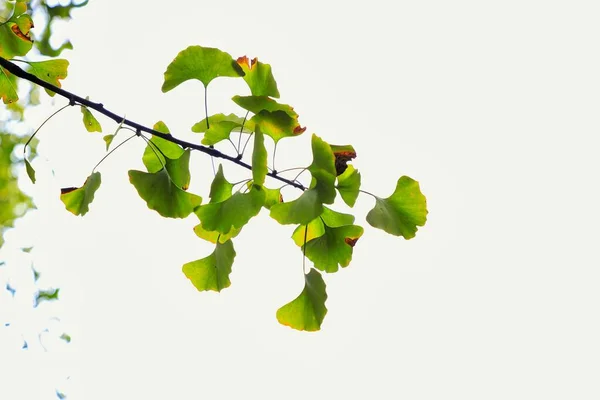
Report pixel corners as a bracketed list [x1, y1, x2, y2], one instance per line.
[0, 0, 33, 59]
[366, 176, 428, 239]
[24, 158, 35, 183]
[336, 165, 361, 207]
[59, 333, 71, 343]
[276, 269, 327, 331]
[80, 106, 102, 132]
[236, 56, 280, 98]
[162, 45, 244, 91]
[25, 59, 69, 96]
[183, 240, 236, 292]
[60, 172, 101, 216]
[35, 288, 59, 307]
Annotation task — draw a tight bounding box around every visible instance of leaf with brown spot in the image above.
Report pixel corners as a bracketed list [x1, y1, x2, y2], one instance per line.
[236, 56, 280, 98]
[330, 144, 357, 176]
[60, 172, 101, 216]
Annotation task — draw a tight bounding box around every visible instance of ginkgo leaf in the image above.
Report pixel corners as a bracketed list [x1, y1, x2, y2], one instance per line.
[193, 222, 240, 244]
[303, 223, 364, 273]
[330, 144, 356, 176]
[25, 59, 68, 96]
[0, 67, 18, 103]
[292, 218, 325, 247]
[80, 106, 102, 132]
[129, 168, 202, 219]
[262, 186, 282, 209]
[142, 121, 184, 173]
[276, 269, 327, 331]
[236, 56, 280, 98]
[270, 188, 322, 225]
[60, 172, 101, 216]
[336, 164, 361, 207]
[34, 288, 59, 307]
[182, 240, 236, 292]
[24, 158, 35, 183]
[366, 176, 428, 239]
[250, 110, 305, 143]
[162, 45, 244, 92]
[195, 184, 265, 234]
[208, 164, 233, 203]
[191, 113, 255, 146]
[252, 127, 267, 186]
[0, 1, 33, 59]
[232, 95, 297, 118]
[308, 134, 336, 204]
[103, 118, 125, 151]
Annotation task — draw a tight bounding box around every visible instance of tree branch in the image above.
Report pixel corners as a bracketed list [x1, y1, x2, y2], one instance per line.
[0, 57, 306, 190]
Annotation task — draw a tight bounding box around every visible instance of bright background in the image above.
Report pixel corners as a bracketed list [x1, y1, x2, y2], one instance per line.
[2, 0, 600, 399]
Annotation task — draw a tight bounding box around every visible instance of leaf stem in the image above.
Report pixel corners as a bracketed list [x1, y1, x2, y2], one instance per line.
[24, 103, 70, 156]
[237, 110, 249, 154]
[240, 132, 254, 157]
[272, 142, 278, 172]
[204, 87, 210, 130]
[359, 189, 378, 199]
[92, 132, 137, 173]
[302, 224, 308, 276]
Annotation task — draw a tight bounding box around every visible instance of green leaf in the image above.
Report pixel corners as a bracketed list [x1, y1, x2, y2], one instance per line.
[336, 164, 361, 207]
[292, 218, 324, 247]
[103, 118, 125, 151]
[195, 184, 265, 234]
[182, 240, 236, 292]
[24, 158, 35, 183]
[34, 288, 59, 307]
[303, 224, 364, 273]
[308, 134, 337, 204]
[142, 121, 184, 173]
[60, 172, 101, 216]
[208, 164, 233, 203]
[0, 1, 33, 59]
[236, 56, 280, 98]
[252, 127, 267, 186]
[262, 186, 282, 209]
[191, 113, 254, 146]
[25, 59, 68, 97]
[80, 106, 102, 132]
[366, 176, 428, 239]
[59, 333, 71, 343]
[0, 66, 18, 104]
[232, 95, 297, 118]
[250, 110, 305, 143]
[276, 269, 327, 331]
[193, 222, 240, 244]
[128, 168, 202, 219]
[161, 45, 244, 92]
[270, 188, 322, 225]
[330, 144, 357, 176]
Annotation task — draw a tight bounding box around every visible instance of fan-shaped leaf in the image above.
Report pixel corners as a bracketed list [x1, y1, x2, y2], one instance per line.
[263, 186, 282, 209]
[366, 176, 428, 239]
[236, 56, 280, 98]
[25, 59, 68, 97]
[303, 224, 363, 273]
[276, 269, 327, 331]
[0, 67, 18, 104]
[270, 188, 322, 225]
[232, 95, 297, 117]
[183, 240, 236, 292]
[128, 168, 201, 218]
[60, 172, 101, 216]
[191, 113, 254, 146]
[208, 164, 233, 203]
[193, 222, 240, 244]
[308, 134, 336, 204]
[336, 164, 361, 207]
[103, 118, 125, 151]
[162, 45, 244, 91]
[142, 121, 184, 173]
[0, 1, 33, 59]
[250, 110, 305, 143]
[195, 184, 265, 234]
[80, 106, 101, 132]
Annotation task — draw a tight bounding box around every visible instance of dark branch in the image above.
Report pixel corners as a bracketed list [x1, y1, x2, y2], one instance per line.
[0, 57, 306, 190]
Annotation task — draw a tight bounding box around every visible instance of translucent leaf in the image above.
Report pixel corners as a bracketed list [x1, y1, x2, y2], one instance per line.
[193, 222, 240, 244]
[25, 59, 68, 97]
[232, 95, 297, 118]
[308, 134, 337, 204]
[303, 223, 364, 273]
[236, 56, 280, 98]
[80, 106, 102, 132]
[252, 127, 267, 186]
[191, 113, 254, 146]
[0, 66, 18, 103]
[162, 45, 244, 91]
[276, 269, 327, 331]
[128, 168, 202, 219]
[195, 184, 265, 234]
[208, 164, 233, 203]
[142, 121, 184, 173]
[59, 333, 71, 343]
[250, 110, 305, 143]
[366, 176, 428, 239]
[24, 158, 35, 183]
[263, 186, 282, 210]
[103, 118, 125, 151]
[270, 188, 322, 225]
[292, 218, 324, 247]
[60, 172, 101, 216]
[336, 164, 361, 207]
[0, 1, 33, 59]
[182, 240, 236, 292]
[330, 144, 356, 176]
[34, 288, 59, 307]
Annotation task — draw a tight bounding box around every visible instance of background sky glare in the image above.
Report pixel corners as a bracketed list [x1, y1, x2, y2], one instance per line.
[2, 0, 600, 399]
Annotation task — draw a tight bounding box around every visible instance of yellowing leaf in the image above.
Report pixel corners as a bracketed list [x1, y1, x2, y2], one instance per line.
[80, 106, 102, 132]
[60, 172, 101, 216]
[0, 66, 18, 104]
[276, 269, 327, 331]
[236, 56, 280, 98]
[26, 59, 69, 97]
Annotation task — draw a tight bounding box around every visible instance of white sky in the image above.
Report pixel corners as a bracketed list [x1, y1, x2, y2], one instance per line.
[2, 0, 600, 399]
